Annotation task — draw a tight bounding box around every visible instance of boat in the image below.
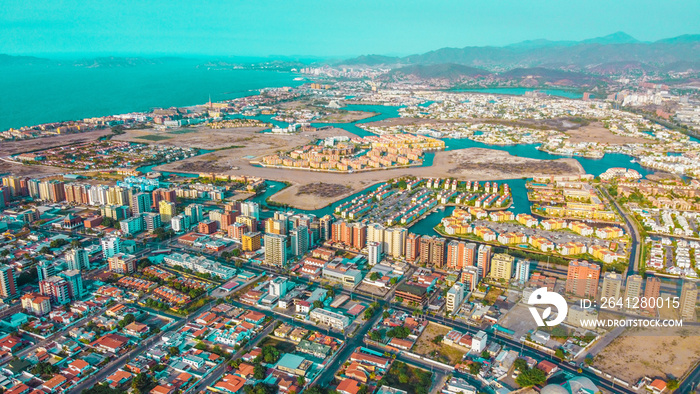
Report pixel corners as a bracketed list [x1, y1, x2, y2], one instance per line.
[630, 159, 636, 163]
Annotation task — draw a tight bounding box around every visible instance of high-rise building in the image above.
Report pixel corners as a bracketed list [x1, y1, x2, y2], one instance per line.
[319, 215, 333, 241]
[490, 253, 515, 282]
[367, 241, 382, 265]
[66, 248, 90, 271]
[2, 176, 24, 197]
[351, 222, 367, 250]
[20, 293, 51, 316]
[384, 227, 407, 258]
[39, 276, 71, 305]
[62, 270, 84, 299]
[158, 200, 177, 223]
[264, 233, 287, 267]
[405, 233, 420, 262]
[367, 223, 385, 250]
[446, 282, 465, 313]
[461, 266, 480, 291]
[565, 260, 601, 299]
[265, 218, 287, 235]
[37, 260, 57, 281]
[0, 266, 18, 299]
[242, 232, 262, 252]
[269, 277, 288, 298]
[108, 253, 137, 274]
[446, 241, 476, 270]
[290, 225, 309, 257]
[236, 215, 258, 233]
[476, 244, 492, 278]
[240, 201, 260, 220]
[643, 276, 661, 314]
[120, 215, 144, 235]
[130, 192, 152, 216]
[102, 205, 130, 221]
[680, 281, 698, 320]
[185, 204, 204, 224]
[419, 236, 446, 267]
[515, 259, 531, 284]
[107, 186, 129, 206]
[101, 236, 122, 258]
[220, 211, 238, 231]
[601, 272, 623, 301]
[624, 275, 643, 307]
[228, 222, 248, 240]
[171, 214, 191, 233]
[142, 212, 162, 232]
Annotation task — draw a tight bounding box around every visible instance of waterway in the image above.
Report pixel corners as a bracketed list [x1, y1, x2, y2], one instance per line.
[142, 92, 660, 236]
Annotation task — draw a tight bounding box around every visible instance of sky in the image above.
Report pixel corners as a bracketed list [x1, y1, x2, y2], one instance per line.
[1, 0, 699, 58]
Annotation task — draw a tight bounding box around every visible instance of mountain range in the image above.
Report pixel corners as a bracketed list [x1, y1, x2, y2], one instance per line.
[340, 32, 700, 78]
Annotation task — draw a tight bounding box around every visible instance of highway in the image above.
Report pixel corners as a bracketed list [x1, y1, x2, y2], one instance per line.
[600, 187, 641, 276]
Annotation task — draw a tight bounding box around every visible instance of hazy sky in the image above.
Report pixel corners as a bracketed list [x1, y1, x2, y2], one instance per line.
[2, 0, 699, 58]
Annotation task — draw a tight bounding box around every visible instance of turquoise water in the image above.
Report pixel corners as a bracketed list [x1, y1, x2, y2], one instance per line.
[451, 87, 584, 99]
[310, 104, 404, 138]
[0, 60, 302, 132]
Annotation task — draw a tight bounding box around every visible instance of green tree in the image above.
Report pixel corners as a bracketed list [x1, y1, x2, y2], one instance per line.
[468, 362, 482, 375]
[253, 364, 266, 380]
[514, 358, 528, 371]
[667, 379, 679, 390]
[515, 368, 546, 387]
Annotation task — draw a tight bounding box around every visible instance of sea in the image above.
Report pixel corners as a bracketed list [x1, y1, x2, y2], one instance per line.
[0, 59, 303, 132]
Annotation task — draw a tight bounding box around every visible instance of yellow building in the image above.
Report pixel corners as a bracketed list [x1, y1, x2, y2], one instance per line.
[490, 253, 515, 282]
[159, 200, 177, 223]
[242, 232, 262, 252]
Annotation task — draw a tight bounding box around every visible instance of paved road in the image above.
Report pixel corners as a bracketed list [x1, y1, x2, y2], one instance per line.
[238, 263, 636, 393]
[190, 321, 277, 392]
[69, 301, 217, 393]
[601, 187, 641, 276]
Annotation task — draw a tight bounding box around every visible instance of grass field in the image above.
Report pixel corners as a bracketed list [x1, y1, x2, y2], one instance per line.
[413, 322, 467, 365]
[135, 134, 173, 141]
[259, 337, 297, 354]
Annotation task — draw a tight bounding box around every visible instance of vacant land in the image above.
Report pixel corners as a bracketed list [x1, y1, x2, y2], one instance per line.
[315, 110, 379, 123]
[0, 160, 65, 177]
[258, 337, 297, 354]
[498, 304, 540, 340]
[0, 129, 112, 156]
[413, 322, 467, 365]
[135, 134, 173, 141]
[594, 325, 700, 382]
[566, 122, 652, 144]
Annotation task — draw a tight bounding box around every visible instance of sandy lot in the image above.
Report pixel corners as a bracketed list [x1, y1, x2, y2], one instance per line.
[116, 124, 357, 153]
[0, 160, 66, 178]
[413, 322, 467, 365]
[497, 304, 539, 340]
[155, 146, 583, 210]
[0, 129, 112, 156]
[594, 325, 700, 382]
[566, 122, 652, 144]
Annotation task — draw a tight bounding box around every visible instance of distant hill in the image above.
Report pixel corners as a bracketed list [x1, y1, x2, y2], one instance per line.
[0, 54, 53, 66]
[340, 32, 700, 75]
[341, 54, 401, 66]
[495, 67, 604, 86]
[381, 63, 491, 82]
